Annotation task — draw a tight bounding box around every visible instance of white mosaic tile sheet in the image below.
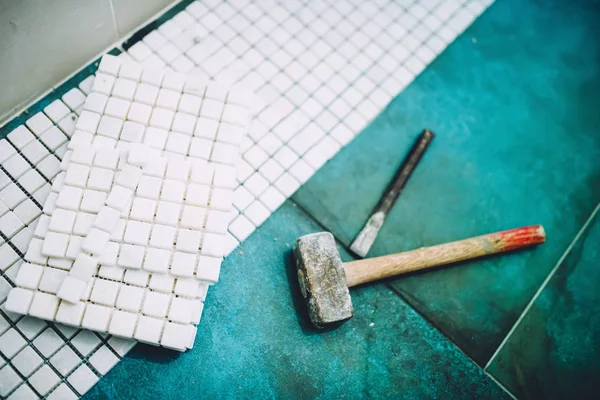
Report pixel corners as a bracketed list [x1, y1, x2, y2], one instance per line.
[5, 55, 253, 352]
[0, 0, 492, 397]
[7, 155, 214, 351]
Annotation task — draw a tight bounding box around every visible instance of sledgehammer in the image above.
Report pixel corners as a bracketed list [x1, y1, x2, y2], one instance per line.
[294, 225, 545, 328]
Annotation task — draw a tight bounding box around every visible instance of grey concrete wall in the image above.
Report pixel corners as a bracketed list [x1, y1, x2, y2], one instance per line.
[0, 0, 175, 124]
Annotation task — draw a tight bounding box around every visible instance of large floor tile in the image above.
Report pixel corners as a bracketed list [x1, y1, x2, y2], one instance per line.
[87, 202, 507, 399]
[487, 208, 600, 399]
[292, 0, 600, 365]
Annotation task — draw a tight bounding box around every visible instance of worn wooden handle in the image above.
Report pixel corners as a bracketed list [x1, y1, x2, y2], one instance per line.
[344, 225, 546, 287]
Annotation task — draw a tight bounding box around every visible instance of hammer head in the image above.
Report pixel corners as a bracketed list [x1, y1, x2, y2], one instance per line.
[294, 232, 354, 328]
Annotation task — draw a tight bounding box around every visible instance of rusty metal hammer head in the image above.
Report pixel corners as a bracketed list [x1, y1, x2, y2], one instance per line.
[294, 232, 354, 328]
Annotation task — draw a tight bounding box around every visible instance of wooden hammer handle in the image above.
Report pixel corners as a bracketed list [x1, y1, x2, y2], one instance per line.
[343, 225, 546, 287]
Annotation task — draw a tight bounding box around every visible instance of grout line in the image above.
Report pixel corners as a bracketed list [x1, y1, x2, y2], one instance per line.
[484, 371, 518, 400]
[485, 201, 600, 370]
[107, 0, 121, 39]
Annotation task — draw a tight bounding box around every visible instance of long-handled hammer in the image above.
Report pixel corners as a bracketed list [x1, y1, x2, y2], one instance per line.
[294, 225, 546, 328]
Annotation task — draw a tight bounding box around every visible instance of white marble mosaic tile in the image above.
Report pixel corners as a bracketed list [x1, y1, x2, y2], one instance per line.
[6, 55, 252, 352]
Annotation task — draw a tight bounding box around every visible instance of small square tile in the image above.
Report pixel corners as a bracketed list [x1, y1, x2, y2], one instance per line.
[185, 183, 209, 207]
[82, 303, 112, 332]
[146, 223, 177, 250]
[155, 201, 181, 226]
[71, 330, 101, 356]
[29, 364, 61, 396]
[123, 220, 152, 245]
[106, 185, 134, 212]
[175, 228, 202, 254]
[160, 179, 186, 203]
[116, 284, 145, 312]
[15, 316, 47, 340]
[134, 316, 164, 344]
[38, 267, 68, 294]
[194, 117, 219, 139]
[165, 132, 191, 155]
[26, 112, 53, 135]
[104, 97, 131, 119]
[83, 92, 109, 114]
[47, 383, 78, 400]
[81, 228, 110, 255]
[174, 278, 199, 297]
[149, 274, 174, 293]
[90, 279, 121, 306]
[205, 210, 229, 234]
[32, 328, 63, 357]
[3, 153, 30, 178]
[55, 185, 83, 210]
[171, 251, 196, 277]
[129, 197, 157, 222]
[161, 322, 193, 351]
[81, 190, 108, 213]
[50, 345, 80, 376]
[55, 300, 86, 327]
[156, 88, 181, 110]
[180, 204, 206, 230]
[118, 244, 145, 269]
[142, 291, 171, 318]
[92, 73, 116, 95]
[120, 121, 145, 142]
[0, 365, 21, 397]
[87, 167, 115, 192]
[128, 102, 152, 124]
[211, 142, 237, 165]
[42, 231, 70, 258]
[89, 345, 119, 375]
[112, 78, 138, 100]
[135, 83, 160, 105]
[0, 328, 27, 359]
[136, 176, 162, 199]
[168, 297, 194, 324]
[143, 127, 169, 150]
[108, 310, 138, 338]
[142, 247, 171, 273]
[97, 115, 124, 139]
[68, 364, 98, 396]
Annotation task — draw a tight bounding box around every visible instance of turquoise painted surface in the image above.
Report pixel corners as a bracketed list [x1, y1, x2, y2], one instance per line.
[487, 209, 600, 399]
[292, 0, 600, 365]
[87, 202, 508, 399]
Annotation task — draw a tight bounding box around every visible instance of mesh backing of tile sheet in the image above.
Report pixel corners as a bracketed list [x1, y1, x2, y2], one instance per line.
[0, 0, 492, 397]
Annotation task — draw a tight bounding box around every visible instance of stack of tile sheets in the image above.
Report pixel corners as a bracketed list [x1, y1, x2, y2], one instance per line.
[5, 54, 255, 352]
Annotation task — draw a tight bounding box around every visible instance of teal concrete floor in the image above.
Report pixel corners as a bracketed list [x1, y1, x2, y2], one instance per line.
[88, 0, 600, 398]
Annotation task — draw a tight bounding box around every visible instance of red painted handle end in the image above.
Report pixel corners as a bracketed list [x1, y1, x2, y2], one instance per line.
[494, 224, 546, 252]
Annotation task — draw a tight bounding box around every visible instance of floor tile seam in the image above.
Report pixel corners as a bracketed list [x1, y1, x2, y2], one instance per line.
[385, 281, 516, 398]
[484, 200, 600, 370]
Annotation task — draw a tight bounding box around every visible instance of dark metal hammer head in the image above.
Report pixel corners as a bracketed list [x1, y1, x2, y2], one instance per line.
[294, 232, 354, 328]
